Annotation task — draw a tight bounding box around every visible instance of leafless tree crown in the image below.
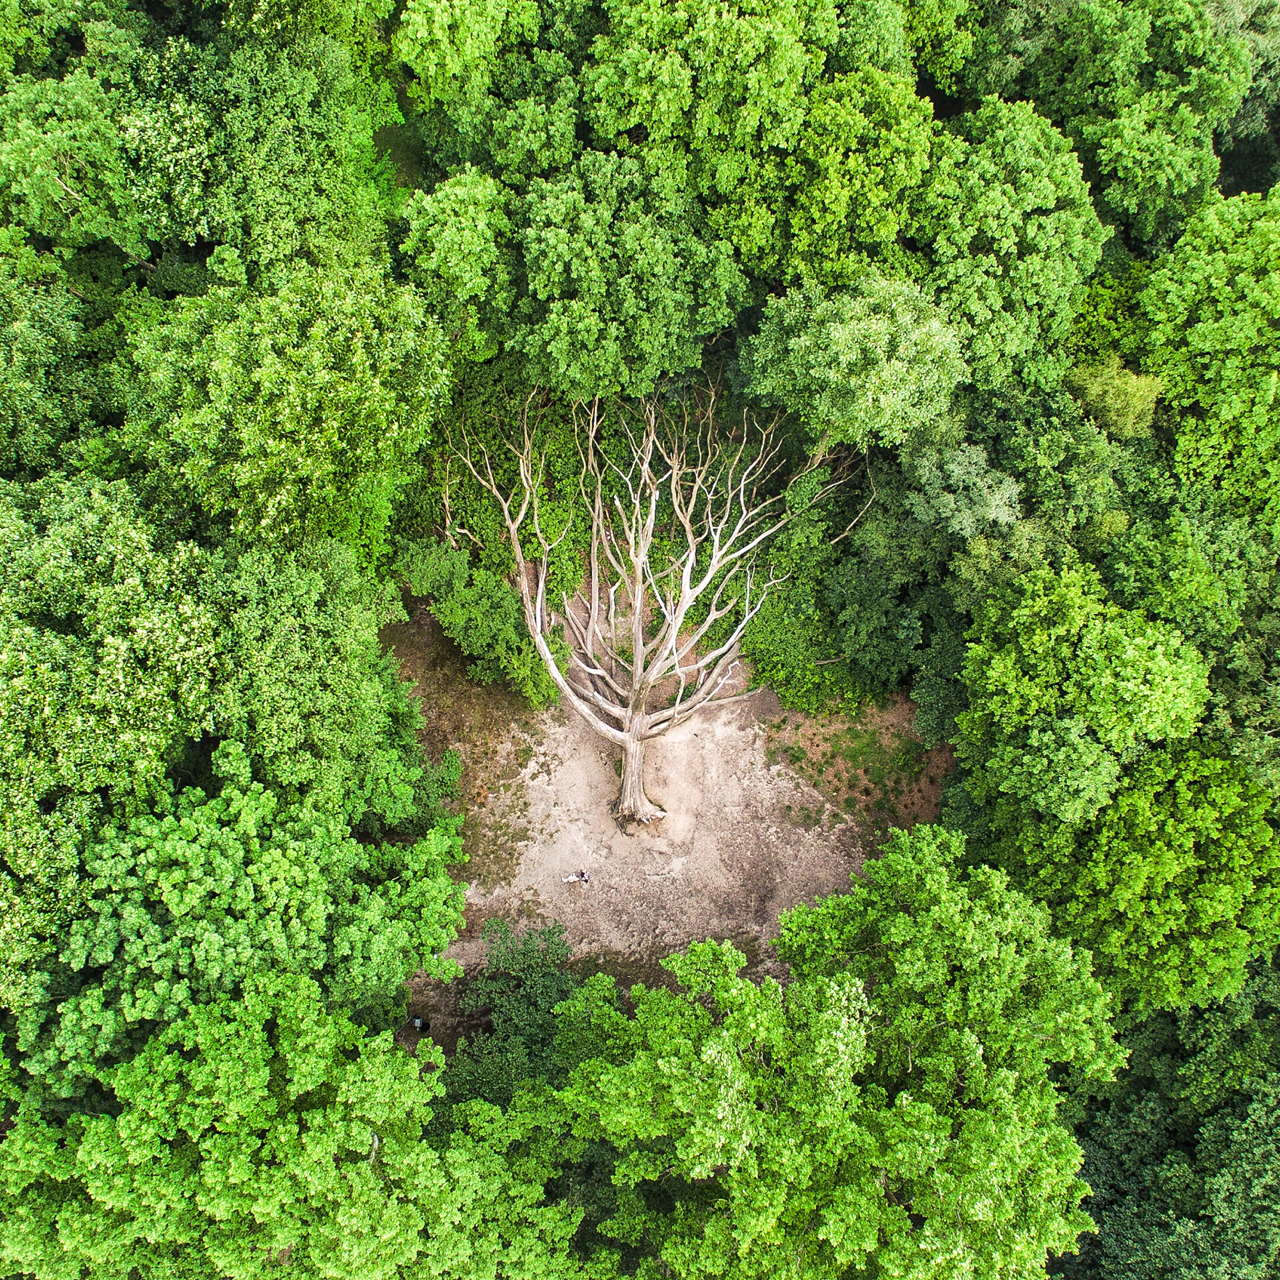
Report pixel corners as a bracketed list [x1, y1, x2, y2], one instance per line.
[452, 383, 858, 820]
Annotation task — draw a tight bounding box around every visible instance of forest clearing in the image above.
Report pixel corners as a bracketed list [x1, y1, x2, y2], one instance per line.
[4, 0, 1280, 1274]
[391, 605, 952, 964]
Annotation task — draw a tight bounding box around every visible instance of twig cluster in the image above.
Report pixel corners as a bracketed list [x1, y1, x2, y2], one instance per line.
[455, 385, 853, 742]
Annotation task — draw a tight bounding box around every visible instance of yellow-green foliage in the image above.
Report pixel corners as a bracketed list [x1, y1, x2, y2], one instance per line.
[1010, 749, 1280, 1010]
[957, 563, 1209, 824]
[1065, 353, 1161, 439]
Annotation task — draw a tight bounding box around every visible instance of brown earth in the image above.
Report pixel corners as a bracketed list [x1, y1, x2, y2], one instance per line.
[762, 699, 956, 846]
[381, 598, 954, 1055]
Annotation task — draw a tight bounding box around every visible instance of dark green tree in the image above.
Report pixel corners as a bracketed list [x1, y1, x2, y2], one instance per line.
[1028, 0, 1251, 243]
[908, 98, 1109, 391]
[511, 151, 745, 398]
[1062, 954, 1280, 1279]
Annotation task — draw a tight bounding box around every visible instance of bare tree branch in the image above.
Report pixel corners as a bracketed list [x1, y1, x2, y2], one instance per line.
[453, 382, 865, 821]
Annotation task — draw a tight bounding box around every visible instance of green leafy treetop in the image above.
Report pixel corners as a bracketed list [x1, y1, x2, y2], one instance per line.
[740, 273, 968, 448]
[512, 151, 745, 399]
[1142, 190, 1280, 530]
[1002, 747, 1280, 1011]
[396, 0, 540, 109]
[20, 779, 463, 1090]
[121, 261, 449, 562]
[1027, 0, 1251, 243]
[909, 97, 1110, 391]
[404, 151, 745, 399]
[584, 0, 840, 273]
[0, 477, 220, 1014]
[956, 563, 1280, 1012]
[117, 32, 392, 281]
[0, 486, 454, 1023]
[957, 562, 1209, 824]
[0, 59, 140, 257]
[0, 974, 607, 1280]
[401, 164, 515, 363]
[549, 826, 1119, 1278]
[1061, 953, 1280, 1280]
[210, 542, 444, 829]
[0, 235, 96, 478]
[783, 65, 934, 284]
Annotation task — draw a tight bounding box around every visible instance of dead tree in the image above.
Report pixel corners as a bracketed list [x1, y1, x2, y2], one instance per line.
[456, 386, 857, 823]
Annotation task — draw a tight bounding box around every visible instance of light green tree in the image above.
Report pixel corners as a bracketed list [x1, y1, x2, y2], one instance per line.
[783, 68, 933, 283]
[551, 826, 1118, 1279]
[401, 165, 514, 362]
[0, 64, 140, 255]
[26, 781, 463, 1088]
[0, 974, 605, 1279]
[0, 477, 219, 1015]
[396, 0, 538, 107]
[1010, 749, 1280, 1010]
[584, 0, 840, 272]
[0, 503, 452, 1023]
[403, 153, 744, 399]
[1142, 191, 1280, 529]
[121, 262, 448, 559]
[957, 563, 1209, 824]
[397, 0, 586, 185]
[740, 274, 967, 447]
[905, 0, 978, 87]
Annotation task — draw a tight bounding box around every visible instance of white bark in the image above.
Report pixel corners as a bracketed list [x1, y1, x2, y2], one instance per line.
[455, 384, 855, 821]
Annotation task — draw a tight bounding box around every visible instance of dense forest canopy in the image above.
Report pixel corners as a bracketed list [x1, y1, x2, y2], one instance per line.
[2, 0, 1280, 1275]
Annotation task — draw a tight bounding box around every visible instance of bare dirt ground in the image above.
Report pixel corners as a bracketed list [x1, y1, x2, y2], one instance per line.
[382, 598, 953, 1052]
[762, 700, 957, 844]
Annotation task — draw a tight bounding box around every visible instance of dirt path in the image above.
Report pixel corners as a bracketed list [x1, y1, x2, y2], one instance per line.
[383, 601, 951, 1048]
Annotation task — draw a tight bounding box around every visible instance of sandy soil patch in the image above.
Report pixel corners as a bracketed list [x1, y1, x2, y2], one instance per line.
[383, 602, 950, 1053]
[414, 688, 865, 1048]
[461, 693, 861, 946]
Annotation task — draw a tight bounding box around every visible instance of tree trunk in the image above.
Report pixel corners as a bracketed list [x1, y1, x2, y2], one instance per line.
[616, 729, 665, 823]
